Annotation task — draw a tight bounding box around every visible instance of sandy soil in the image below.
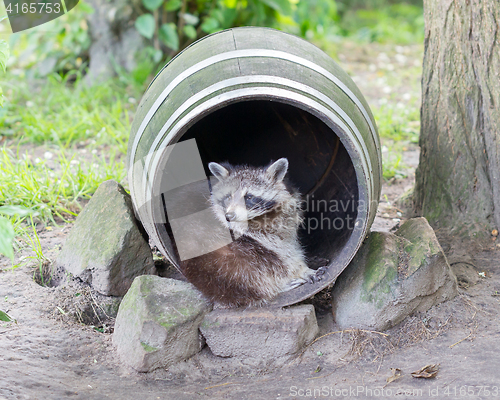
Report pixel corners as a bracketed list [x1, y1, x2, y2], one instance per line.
[3, 43, 500, 399]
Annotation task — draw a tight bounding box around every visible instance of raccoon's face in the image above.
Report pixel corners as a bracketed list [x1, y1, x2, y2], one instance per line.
[208, 158, 290, 224]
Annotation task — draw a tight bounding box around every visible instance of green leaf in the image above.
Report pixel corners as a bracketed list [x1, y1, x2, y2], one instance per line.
[260, 0, 293, 14]
[181, 13, 199, 26]
[152, 48, 163, 63]
[142, 0, 163, 11]
[0, 205, 36, 217]
[135, 14, 156, 39]
[0, 216, 15, 261]
[159, 23, 179, 51]
[78, 2, 95, 13]
[183, 25, 197, 40]
[164, 0, 182, 11]
[201, 17, 219, 33]
[0, 40, 10, 73]
[0, 310, 12, 322]
[224, 0, 237, 8]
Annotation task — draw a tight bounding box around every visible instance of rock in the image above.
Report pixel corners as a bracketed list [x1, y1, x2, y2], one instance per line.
[200, 305, 318, 360]
[55, 180, 155, 296]
[332, 217, 458, 331]
[113, 275, 212, 372]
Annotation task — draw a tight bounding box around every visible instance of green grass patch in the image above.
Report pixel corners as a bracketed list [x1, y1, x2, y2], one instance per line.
[0, 72, 142, 262]
[375, 103, 419, 144]
[0, 146, 126, 224]
[0, 72, 143, 151]
[337, 3, 424, 44]
[0, 72, 141, 263]
[374, 102, 420, 180]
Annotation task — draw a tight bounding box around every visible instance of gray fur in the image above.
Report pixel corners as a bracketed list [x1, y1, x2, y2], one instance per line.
[265, 158, 289, 183]
[203, 158, 319, 305]
[208, 162, 229, 181]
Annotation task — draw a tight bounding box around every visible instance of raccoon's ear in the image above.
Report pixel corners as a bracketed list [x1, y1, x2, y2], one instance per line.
[208, 162, 229, 181]
[266, 158, 289, 182]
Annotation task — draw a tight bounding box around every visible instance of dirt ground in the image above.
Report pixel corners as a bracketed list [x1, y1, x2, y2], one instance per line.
[2, 184, 500, 400]
[2, 43, 500, 399]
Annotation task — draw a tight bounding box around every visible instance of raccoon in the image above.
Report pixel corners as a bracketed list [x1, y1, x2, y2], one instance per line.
[179, 158, 325, 307]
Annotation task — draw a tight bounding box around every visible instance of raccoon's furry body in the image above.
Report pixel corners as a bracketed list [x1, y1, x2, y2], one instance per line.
[179, 158, 322, 307]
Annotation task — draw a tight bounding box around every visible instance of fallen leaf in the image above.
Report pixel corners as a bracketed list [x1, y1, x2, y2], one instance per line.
[386, 368, 403, 384]
[0, 310, 12, 322]
[411, 364, 439, 379]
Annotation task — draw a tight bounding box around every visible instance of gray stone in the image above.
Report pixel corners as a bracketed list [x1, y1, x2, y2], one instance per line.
[200, 305, 319, 360]
[113, 275, 212, 372]
[332, 217, 458, 331]
[55, 180, 155, 296]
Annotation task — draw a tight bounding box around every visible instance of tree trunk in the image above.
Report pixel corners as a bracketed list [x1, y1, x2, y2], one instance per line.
[414, 0, 500, 238]
[85, 0, 146, 84]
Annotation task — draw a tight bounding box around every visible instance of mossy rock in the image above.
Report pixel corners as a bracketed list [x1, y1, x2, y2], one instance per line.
[113, 275, 212, 372]
[55, 180, 155, 296]
[332, 217, 458, 331]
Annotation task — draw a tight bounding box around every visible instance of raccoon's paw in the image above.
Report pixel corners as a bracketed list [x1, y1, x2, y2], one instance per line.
[283, 278, 308, 291]
[307, 266, 327, 284]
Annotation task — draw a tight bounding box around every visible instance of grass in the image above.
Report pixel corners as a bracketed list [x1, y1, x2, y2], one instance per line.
[375, 100, 420, 180]
[0, 72, 143, 151]
[0, 71, 145, 222]
[0, 146, 126, 223]
[0, 72, 145, 262]
[337, 2, 424, 44]
[0, 59, 421, 208]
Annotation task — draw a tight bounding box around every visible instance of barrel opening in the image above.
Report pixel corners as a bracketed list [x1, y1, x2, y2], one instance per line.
[163, 99, 359, 269]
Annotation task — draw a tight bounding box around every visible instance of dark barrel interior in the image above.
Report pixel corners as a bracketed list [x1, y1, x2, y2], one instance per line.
[161, 99, 359, 268]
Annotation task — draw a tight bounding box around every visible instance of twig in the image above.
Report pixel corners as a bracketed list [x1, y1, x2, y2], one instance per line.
[89, 289, 109, 320]
[449, 331, 473, 348]
[449, 261, 477, 268]
[204, 382, 235, 390]
[291, 329, 389, 366]
[307, 368, 338, 380]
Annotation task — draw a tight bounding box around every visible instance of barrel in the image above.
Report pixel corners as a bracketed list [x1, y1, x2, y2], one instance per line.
[127, 27, 382, 307]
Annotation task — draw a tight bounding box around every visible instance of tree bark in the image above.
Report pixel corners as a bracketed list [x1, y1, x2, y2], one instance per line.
[85, 0, 146, 84]
[414, 0, 500, 238]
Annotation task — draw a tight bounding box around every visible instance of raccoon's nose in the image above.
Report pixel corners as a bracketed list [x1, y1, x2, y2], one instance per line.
[225, 212, 236, 221]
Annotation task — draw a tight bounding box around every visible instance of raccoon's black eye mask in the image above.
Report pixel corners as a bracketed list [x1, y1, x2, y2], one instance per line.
[244, 194, 276, 212]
